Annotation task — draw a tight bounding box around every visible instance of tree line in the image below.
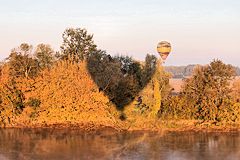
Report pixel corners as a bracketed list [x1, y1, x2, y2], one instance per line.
[0, 28, 158, 114]
[165, 65, 240, 79]
[1, 27, 240, 125]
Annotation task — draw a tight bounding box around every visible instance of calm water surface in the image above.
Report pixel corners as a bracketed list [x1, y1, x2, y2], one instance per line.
[0, 129, 240, 160]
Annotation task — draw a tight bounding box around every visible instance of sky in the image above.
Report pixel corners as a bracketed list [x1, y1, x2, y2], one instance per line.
[0, 0, 239, 66]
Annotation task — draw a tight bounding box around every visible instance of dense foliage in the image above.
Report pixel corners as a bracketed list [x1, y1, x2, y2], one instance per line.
[161, 60, 240, 124]
[182, 60, 235, 121]
[60, 28, 97, 62]
[87, 51, 157, 110]
[6, 43, 55, 79]
[0, 27, 240, 128]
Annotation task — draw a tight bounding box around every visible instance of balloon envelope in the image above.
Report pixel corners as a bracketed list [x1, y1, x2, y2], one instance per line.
[157, 41, 171, 60]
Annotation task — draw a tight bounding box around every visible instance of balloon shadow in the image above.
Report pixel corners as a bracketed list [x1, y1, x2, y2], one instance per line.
[87, 51, 156, 114]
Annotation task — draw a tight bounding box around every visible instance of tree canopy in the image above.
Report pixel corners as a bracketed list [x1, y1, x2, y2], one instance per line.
[6, 43, 55, 79]
[60, 28, 97, 62]
[181, 60, 236, 121]
[87, 52, 157, 110]
[35, 44, 55, 69]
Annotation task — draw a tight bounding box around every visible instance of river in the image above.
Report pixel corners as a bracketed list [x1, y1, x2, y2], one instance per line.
[0, 129, 240, 160]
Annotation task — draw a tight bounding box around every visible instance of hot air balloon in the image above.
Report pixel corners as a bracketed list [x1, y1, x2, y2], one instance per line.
[157, 41, 171, 61]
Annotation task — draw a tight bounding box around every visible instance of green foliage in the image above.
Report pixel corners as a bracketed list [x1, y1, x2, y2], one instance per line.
[1, 80, 25, 114]
[181, 60, 236, 121]
[6, 43, 55, 78]
[160, 60, 239, 123]
[159, 96, 190, 119]
[60, 28, 97, 62]
[27, 98, 41, 109]
[216, 101, 240, 123]
[7, 43, 39, 78]
[35, 44, 55, 69]
[2, 27, 240, 128]
[142, 54, 157, 86]
[123, 61, 172, 120]
[149, 60, 172, 118]
[87, 52, 157, 110]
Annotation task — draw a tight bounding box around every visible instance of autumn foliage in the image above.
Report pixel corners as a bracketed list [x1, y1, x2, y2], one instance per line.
[0, 60, 120, 128]
[1, 27, 240, 130]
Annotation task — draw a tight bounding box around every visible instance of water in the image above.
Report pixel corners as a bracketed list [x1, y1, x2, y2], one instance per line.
[0, 129, 240, 160]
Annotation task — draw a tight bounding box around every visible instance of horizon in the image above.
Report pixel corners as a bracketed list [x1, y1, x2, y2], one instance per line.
[0, 0, 239, 67]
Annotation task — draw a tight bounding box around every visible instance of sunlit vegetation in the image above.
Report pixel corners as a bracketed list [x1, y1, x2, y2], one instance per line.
[0, 27, 240, 130]
[232, 79, 240, 102]
[160, 60, 240, 125]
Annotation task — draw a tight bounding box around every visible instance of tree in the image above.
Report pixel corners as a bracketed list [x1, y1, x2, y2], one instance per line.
[87, 51, 123, 107]
[35, 43, 55, 69]
[181, 60, 236, 121]
[60, 28, 97, 62]
[19, 43, 33, 55]
[141, 54, 157, 87]
[7, 43, 39, 78]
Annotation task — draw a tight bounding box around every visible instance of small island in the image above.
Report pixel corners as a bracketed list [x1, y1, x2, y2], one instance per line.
[0, 28, 240, 133]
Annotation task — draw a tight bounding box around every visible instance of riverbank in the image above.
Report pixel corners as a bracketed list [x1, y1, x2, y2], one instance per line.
[1, 60, 240, 134]
[2, 119, 240, 133]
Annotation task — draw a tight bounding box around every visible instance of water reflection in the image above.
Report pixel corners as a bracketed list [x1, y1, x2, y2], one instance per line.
[0, 129, 240, 160]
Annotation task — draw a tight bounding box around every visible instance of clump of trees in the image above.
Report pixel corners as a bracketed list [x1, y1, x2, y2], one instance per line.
[87, 52, 157, 110]
[0, 27, 162, 124]
[182, 60, 236, 121]
[160, 60, 240, 123]
[7, 43, 55, 78]
[35, 44, 55, 70]
[0, 43, 56, 120]
[60, 28, 97, 62]
[58, 28, 159, 111]
[1, 27, 240, 127]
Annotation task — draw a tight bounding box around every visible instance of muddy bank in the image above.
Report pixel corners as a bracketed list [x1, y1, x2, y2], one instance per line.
[2, 120, 240, 133]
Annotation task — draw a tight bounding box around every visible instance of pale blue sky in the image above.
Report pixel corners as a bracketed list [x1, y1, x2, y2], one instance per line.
[0, 0, 239, 66]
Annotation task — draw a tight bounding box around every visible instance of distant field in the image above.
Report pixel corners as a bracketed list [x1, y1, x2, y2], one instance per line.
[169, 78, 183, 93]
[169, 76, 240, 93]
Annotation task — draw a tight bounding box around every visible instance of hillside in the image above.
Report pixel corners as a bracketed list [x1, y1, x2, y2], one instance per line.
[165, 65, 240, 78]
